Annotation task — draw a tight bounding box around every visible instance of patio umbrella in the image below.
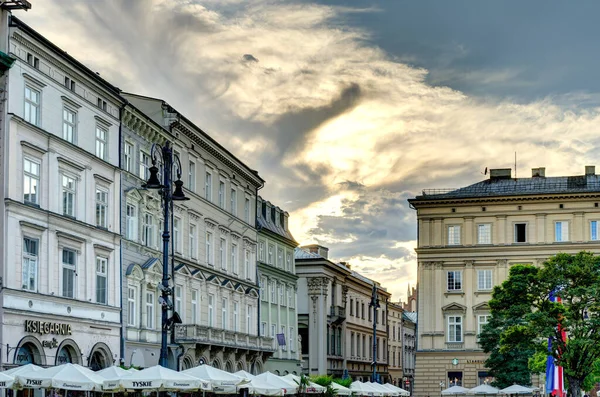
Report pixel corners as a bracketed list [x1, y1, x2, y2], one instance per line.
[350, 381, 384, 396]
[96, 366, 135, 390]
[367, 382, 398, 396]
[16, 363, 104, 391]
[183, 364, 248, 394]
[234, 370, 256, 380]
[3, 364, 44, 376]
[442, 386, 470, 395]
[330, 382, 353, 396]
[0, 372, 15, 389]
[104, 365, 210, 391]
[255, 372, 298, 395]
[281, 374, 326, 394]
[469, 384, 500, 395]
[499, 385, 534, 395]
[382, 383, 411, 396]
[239, 377, 285, 396]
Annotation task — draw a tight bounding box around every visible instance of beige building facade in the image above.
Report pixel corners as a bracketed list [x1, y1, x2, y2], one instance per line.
[408, 167, 600, 397]
[388, 302, 404, 386]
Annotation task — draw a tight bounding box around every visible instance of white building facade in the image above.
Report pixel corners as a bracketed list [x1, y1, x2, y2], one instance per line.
[0, 14, 123, 369]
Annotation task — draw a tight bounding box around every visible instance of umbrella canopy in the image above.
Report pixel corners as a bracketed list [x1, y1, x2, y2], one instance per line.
[183, 364, 247, 394]
[0, 372, 15, 389]
[239, 378, 285, 396]
[3, 364, 44, 376]
[469, 384, 500, 395]
[255, 372, 297, 395]
[442, 386, 470, 395]
[16, 363, 104, 391]
[96, 366, 135, 390]
[350, 381, 384, 396]
[104, 365, 209, 391]
[366, 382, 398, 396]
[382, 383, 411, 396]
[499, 385, 534, 395]
[234, 370, 256, 380]
[330, 382, 353, 396]
[281, 374, 326, 394]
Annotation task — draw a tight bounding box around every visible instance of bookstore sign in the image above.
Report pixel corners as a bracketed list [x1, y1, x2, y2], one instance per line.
[24, 320, 72, 336]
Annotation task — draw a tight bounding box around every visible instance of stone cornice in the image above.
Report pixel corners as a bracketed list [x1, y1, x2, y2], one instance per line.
[122, 107, 169, 144]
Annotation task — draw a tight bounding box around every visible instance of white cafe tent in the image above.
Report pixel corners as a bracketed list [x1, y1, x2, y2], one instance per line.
[330, 382, 353, 396]
[382, 383, 411, 397]
[0, 373, 15, 389]
[442, 386, 470, 395]
[103, 365, 210, 392]
[281, 374, 326, 394]
[3, 364, 44, 376]
[15, 363, 104, 391]
[350, 381, 384, 396]
[96, 366, 136, 390]
[235, 370, 256, 380]
[468, 384, 500, 395]
[183, 364, 248, 394]
[255, 372, 298, 395]
[498, 385, 534, 395]
[238, 377, 285, 396]
[366, 382, 398, 396]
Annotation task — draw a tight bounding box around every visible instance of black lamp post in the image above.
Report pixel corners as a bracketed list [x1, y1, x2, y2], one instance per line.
[370, 284, 380, 382]
[143, 141, 189, 367]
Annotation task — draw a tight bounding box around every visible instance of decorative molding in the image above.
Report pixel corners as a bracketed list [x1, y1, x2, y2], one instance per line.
[22, 72, 46, 88]
[219, 226, 230, 236]
[56, 230, 86, 244]
[61, 95, 81, 109]
[20, 140, 47, 155]
[496, 259, 508, 268]
[464, 260, 474, 268]
[204, 218, 217, 230]
[19, 220, 46, 232]
[57, 156, 86, 172]
[93, 173, 112, 185]
[189, 210, 201, 221]
[230, 232, 241, 242]
[94, 115, 112, 127]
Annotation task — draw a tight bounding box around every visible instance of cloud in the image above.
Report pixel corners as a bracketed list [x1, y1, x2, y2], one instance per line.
[19, 0, 600, 303]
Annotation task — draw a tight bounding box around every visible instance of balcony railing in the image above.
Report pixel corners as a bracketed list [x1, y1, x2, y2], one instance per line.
[175, 324, 275, 351]
[329, 305, 346, 325]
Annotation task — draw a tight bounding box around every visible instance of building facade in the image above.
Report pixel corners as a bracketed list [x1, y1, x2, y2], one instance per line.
[257, 197, 300, 375]
[0, 14, 123, 369]
[401, 311, 416, 394]
[121, 93, 273, 372]
[296, 245, 390, 381]
[408, 167, 600, 396]
[387, 302, 404, 386]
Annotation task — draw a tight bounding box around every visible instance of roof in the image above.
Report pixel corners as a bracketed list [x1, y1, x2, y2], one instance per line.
[257, 202, 297, 244]
[403, 312, 417, 323]
[294, 247, 321, 259]
[411, 174, 600, 202]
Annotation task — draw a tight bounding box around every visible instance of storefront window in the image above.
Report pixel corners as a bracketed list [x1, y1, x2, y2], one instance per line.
[57, 347, 72, 364]
[478, 371, 493, 385]
[448, 371, 463, 387]
[15, 345, 34, 364]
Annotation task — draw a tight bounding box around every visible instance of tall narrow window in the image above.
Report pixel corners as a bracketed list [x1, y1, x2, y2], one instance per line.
[277, 248, 283, 268]
[189, 224, 197, 259]
[191, 289, 198, 324]
[220, 238, 226, 270]
[447, 271, 462, 291]
[230, 189, 237, 215]
[477, 269, 492, 291]
[146, 291, 155, 329]
[477, 224, 491, 244]
[244, 249, 250, 279]
[244, 198, 250, 223]
[271, 281, 276, 303]
[268, 244, 274, 265]
[95, 187, 108, 228]
[447, 225, 461, 245]
[247, 305, 253, 334]
[175, 286, 182, 315]
[231, 243, 238, 274]
[219, 181, 225, 208]
[591, 221, 598, 241]
[143, 213, 154, 247]
[127, 286, 136, 326]
[286, 252, 292, 271]
[173, 217, 181, 253]
[126, 204, 138, 240]
[188, 161, 196, 192]
[233, 302, 239, 332]
[62, 108, 76, 143]
[124, 142, 134, 172]
[289, 327, 295, 351]
[281, 326, 287, 351]
[222, 298, 228, 330]
[95, 126, 107, 160]
[24, 86, 40, 126]
[208, 294, 214, 327]
[205, 172, 212, 201]
[22, 237, 39, 291]
[260, 277, 267, 301]
[514, 223, 527, 243]
[287, 288, 292, 307]
[96, 257, 107, 304]
[62, 249, 76, 298]
[555, 221, 569, 242]
[477, 314, 490, 335]
[279, 284, 285, 306]
[139, 151, 151, 180]
[62, 175, 76, 217]
[448, 316, 463, 342]
[259, 241, 265, 262]
[206, 232, 213, 265]
[23, 158, 40, 205]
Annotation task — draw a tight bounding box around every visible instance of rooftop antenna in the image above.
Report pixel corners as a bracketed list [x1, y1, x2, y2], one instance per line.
[515, 152, 517, 179]
[481, 167, 488, 175]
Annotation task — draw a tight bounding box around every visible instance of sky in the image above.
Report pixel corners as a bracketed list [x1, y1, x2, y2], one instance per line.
[19, 0, 600, 303]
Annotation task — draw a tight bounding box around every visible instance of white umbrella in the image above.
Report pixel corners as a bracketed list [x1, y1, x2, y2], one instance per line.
[96, 366, 134, 390]
[235, 370, 256, 380]
[104, 365, 210, 391]
[367, 382, 398, 396]
[255, 372, 297, 395]
[281, 374, 326, 394]
[239, 377, 285, 396]
[0, 372, 15, 389]
[16, 363, 104, 391]
[468, 384, 500, 395]
[351, 381, 384, 396]
[3, 364, 44, 376]
[442, 386, 470, 395]
[499, 385, 534, 395]
[183, 364, 247, 394]
[383, 383, 411, 397]
[331, 382, 353, 396]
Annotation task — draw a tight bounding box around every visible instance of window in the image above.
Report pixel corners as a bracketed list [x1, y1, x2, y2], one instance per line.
[286, 252, 292, 271]
[124, 142, 134, 173]
[22, 237, 39, 291]
[277, 248, 283, 268]
[287, 288, 293, 307]
[206, 232, 213, 265]
[146, 291, 154, 329]
[233, 302, 239, 332]
[188, 161, 196, 192]
[244, 198, 250, 223]
[139, 151, 151, 180]
[591, 221, 598, 241]
[362, 335, 366, 357]
[477, 270, 492, 291]
[175, 286, 182, 315]
[247, 305, 253, 334]
[62, 175, 76, 217]
[356, 301, 359, 317]
[126, 204, 138, 240]
[96, 257, 107, 304]
[143, 213, 154, 247]
[127, 286, 136, 326]
[23, 158, 40, 205]
[231, 243, 238, 274]
[95, 187, 108, 228]
[189, 224, 197, 259]
[448, 316, 463, 342]
[271, 281, 276, 303]
[191, 289, 198, 324]
[477, 314, 490, 335]
[261, 322, 267, 336]
[26, 53, 39, 68]
[220, 238, 226, 270]
[62, 249, 76, 298]
[95, 126, 107, 160]
[477, 224, 491, 244]
[281, 326, 287, 350]
[290, 327, 295, 351]
[259, 241, 265, 262]
[173, 217, 181, 253]
[97, 98, 107, 111]
[514, 223, 527, 243]
[219, 181, 225, 208]
[268, 244, 274, 265]
[361, 303, 365, 319]
[555, 221, 569, 242]
[279, 285, 284, 306]
[230, 189, 237, 215]
[271, 324, 276, 337]
[260, 277, 267, 301]
[208, 294, 215, 327]
[447, 270, 462, 291]
[62, 108, 76, 143]
[205, 172, 212, 201]
[222, 298, 228, 330]
[447, 225, 461, 245]
[24, 85, 40, 126]
[244, 249, 250, 279]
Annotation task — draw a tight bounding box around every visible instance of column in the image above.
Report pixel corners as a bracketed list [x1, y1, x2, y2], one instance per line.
[535, 214, 546, 243]
[573, 212, 584, 242]
[464, 217, 474, 246]
[496, 215, 506, 245]
[420, 218, 431, 247]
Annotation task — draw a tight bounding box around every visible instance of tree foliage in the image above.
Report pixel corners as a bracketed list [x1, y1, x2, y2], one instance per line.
[482, 252, 600, 397]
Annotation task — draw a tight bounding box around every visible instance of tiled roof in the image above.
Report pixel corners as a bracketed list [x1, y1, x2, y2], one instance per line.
[403, 312, 417, 323]
[257, 200, 297, 243]
[415, 175, 600, 200]
[294, 247, 322, 259]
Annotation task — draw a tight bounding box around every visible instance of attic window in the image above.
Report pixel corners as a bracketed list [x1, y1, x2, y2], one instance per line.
[271, 207, 275, 223]
[559, 204, 564, 209]
[261, 202, 266, 217]
[481, 207, 486, 212]
[596, 203, 599, 208]
[280, 212, 285, 228]
[451, 208, 456, 213]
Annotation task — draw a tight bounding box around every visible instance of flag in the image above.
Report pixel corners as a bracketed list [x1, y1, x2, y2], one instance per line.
[545, 290, 566, 397]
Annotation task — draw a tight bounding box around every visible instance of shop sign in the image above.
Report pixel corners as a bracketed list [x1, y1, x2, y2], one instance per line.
[24, 320, 72, 335]
[467, 359, 486, 364]
[41, 338, 59, 349]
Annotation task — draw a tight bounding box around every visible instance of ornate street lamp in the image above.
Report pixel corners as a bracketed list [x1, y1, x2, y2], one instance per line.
[370, 284, 380, 382]
[143, 141, 189, 367]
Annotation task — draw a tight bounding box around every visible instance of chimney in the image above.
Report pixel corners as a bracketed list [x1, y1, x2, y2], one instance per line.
[489, 168, 512, 180]
[339, 261, 351, 270]
[585, 165, 595, 176]
[302, 244, 329, 259]
[531, 167, 546, 177]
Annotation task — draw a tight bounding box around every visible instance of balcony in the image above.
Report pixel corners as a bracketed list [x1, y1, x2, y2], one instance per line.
[175, 324, 275, 351]
[328, 305, 346, 325]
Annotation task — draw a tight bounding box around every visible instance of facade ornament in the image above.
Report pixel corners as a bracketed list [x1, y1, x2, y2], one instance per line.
[341, 285, 349, 305]
[465, 260, 474, 268]
[204, 218, 217, 230]
[497, 259, 508, 268]
[219, 226, 230, 235]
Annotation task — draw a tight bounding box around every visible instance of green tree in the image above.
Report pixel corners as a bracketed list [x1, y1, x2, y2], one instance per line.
[484, 252, 600, 397]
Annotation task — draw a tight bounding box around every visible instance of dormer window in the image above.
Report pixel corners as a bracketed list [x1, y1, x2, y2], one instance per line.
[271, 207, 275, 223]
[261, 202, 266, 217]
[280, 212, 285, 228]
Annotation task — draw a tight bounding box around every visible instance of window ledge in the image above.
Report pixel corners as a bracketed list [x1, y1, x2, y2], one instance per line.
[474, 290, 492, 296]
[444, 291, 465, 297]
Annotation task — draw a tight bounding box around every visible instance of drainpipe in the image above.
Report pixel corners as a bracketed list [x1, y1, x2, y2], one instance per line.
[118, 100, 127, 365]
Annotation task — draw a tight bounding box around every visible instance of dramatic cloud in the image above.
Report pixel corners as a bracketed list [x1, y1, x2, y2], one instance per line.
[20, 0, 600, 301]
